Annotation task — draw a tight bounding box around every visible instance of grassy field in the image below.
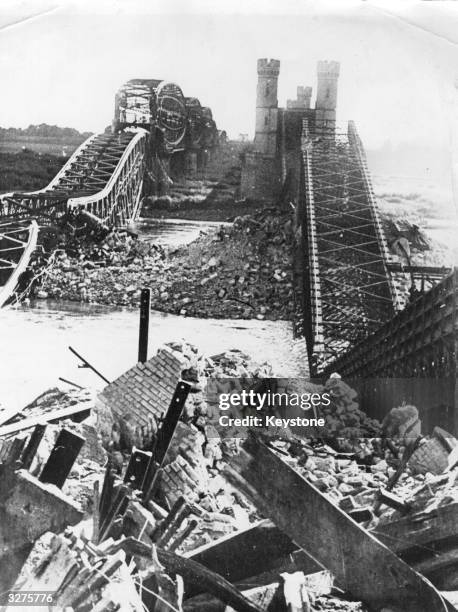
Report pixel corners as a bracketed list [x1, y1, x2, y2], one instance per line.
[0, 149, 67, 193]
[0, 138, 81, 156]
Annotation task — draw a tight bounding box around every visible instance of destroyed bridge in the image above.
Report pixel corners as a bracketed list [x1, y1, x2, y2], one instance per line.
[1, 62, 457, 432]
[0, 78, 218, 228]
[241, 58, 457, 433]
[1, 60, 458, 612]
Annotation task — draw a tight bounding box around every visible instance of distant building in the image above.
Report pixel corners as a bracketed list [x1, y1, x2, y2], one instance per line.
[241, 58, 340, 202]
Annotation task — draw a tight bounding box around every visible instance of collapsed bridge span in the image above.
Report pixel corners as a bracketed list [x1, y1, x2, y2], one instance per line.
[0, 76, 220, 305]
[0, 130, 148, 227]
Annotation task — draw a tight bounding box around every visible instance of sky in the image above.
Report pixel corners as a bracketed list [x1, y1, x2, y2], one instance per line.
[0, 0, 457, 152]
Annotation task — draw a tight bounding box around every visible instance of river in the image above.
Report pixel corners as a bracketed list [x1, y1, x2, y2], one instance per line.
[0, 300, 306, 414]
[0, 217, 306, 414]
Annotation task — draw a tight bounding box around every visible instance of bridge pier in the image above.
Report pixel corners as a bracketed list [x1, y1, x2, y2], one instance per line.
[185, 151, 198, 176]
[240, 152, 281, 202]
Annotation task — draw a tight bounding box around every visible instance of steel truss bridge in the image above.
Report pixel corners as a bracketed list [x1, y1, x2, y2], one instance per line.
[0, 131, 147, 228]
[292, 116, 456, 430]
[297, 119, 402, 371]
[0, 79, 218, 229]
[321, 269, 458, 432]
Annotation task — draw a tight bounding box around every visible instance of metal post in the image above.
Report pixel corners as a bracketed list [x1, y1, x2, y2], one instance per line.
[142, 381, 191, 501]
[124, 447, 151, 489]
[69, 346, 111, 385]
[138, 288, 151, 363]
[153, 381, 191, 465]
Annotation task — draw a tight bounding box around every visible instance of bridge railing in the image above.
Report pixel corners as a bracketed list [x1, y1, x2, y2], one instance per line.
[320, 268, 458, 431]
[347, 121, 402, 310]
[0, 134, 101, 220]
[67, 129, 148, 227]
[298, 119, 324, 365]
[321, 267, 458, 378]
[0, 129, 149, 228]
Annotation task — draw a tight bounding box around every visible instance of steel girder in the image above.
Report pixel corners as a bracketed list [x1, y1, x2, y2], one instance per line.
[301, 120, 401, 372]
[0, 129, 148, 228]
[322, 268, 458, 379]
[114, 79, 188, 153]
[0, 219, 38, 307]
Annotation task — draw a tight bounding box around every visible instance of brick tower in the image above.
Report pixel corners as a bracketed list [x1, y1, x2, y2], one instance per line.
[315, 60, 340, 133]
[254, 58, 280, 155]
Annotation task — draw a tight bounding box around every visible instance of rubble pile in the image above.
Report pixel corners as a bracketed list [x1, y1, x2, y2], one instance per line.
[35, 231, 168, 305]
[3, 387, 93, 421]
[1, 343, 458, 611]
[267, 431, 458, 529]
[99, 341, 458, 545]
[159, 209, 293, 320]
[37, 208, 294, 320]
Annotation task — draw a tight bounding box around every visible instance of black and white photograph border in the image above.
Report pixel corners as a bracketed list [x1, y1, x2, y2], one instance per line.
[0, 1, 458, 611]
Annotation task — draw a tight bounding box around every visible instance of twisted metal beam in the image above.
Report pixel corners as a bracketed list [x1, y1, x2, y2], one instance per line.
[0, 219, 38, 307]
[0, 129, 148, 228]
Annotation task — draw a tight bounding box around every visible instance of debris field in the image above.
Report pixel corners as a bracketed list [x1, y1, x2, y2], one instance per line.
[0, 341, 457, 611]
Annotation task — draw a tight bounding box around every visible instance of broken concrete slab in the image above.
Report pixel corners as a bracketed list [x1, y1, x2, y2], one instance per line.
[0, 468, 83, 592]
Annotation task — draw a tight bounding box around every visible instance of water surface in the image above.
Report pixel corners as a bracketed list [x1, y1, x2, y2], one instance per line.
[0, 300, 306, 414]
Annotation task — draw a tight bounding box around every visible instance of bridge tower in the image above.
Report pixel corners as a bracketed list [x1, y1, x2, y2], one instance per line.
[287, 86, 312, 110]
[254, 58, 280, 155]
[315, 60, 340, 134]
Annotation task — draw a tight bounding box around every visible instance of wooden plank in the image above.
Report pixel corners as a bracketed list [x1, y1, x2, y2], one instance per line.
[223, 435, 449, 612]
[104, 538, 263, 612]
[169, 518, 198, 552]
[99, 465, 116, 525]
[189, 505, 458, 589]
[5, 436, 27, 464]
[0, 403, 91, 435]
[98, 484, 130, 542]
[39, 429, 85, 488]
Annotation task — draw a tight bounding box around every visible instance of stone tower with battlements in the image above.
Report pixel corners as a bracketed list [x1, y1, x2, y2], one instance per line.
[254, 58, 280, 156]
[287, 86, 312, 110]
[315, 60, 340, 133]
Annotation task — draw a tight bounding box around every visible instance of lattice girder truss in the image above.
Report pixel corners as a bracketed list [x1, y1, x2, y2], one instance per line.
[0, 221, 32, 271]
[302, 121, 400, 371]
[0, 129, 148, 228]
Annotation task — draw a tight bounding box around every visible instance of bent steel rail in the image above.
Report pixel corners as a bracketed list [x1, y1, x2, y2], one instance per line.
[0, 129, 148, 228]
[0, 219, 39, 307]
[67, 129, 148, 227]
